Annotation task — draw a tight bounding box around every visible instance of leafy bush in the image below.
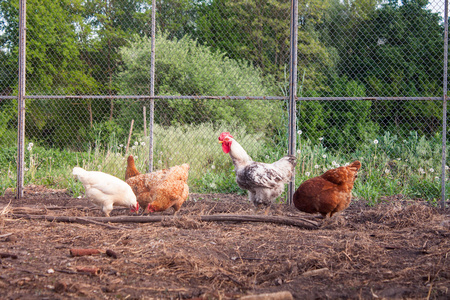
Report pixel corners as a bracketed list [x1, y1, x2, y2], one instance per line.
[116, 33, 284, 134]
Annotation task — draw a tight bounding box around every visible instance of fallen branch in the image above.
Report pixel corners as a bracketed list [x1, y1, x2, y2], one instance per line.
[11, 213, 319, 229]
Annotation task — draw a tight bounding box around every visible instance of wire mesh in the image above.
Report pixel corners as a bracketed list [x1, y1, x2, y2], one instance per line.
[0, 0, 448, 204]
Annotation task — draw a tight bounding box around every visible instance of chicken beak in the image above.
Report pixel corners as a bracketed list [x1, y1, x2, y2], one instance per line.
[219, 141, 223, 144]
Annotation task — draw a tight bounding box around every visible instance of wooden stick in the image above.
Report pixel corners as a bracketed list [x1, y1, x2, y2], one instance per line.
[125, 119, 134, 155]
[241, 291, 294, 300]
[12, 214, 319, 229]
[0, 252, 18, 259]
[76, 267, 102, 275]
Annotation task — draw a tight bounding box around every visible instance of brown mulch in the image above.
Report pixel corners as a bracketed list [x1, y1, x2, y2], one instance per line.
[0, 185, 449, 299]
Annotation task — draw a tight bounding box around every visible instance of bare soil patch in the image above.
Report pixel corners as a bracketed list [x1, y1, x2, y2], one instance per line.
[0, 185, 449, 299]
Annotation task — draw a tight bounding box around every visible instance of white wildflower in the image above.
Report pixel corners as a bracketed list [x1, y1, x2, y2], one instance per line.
[305, 172, 310, 176]
[418, 167, 425, 174]
[24, 168, 29, 172]
[209, 183, 217, 189]
[141, 142, 145, 146]
[297, 149, 301, 154]
[322, 155, 326, 159]
[314, 165, 319, 169]
[332, 161, 337, 166]
[297, 130, 302, 135]
[158, 160, 162, 164]
[211, 165, 215, 169]
[429, 168, 434, 173]
[396, 158, 401, 161]
[134, 141, 138, 146]
[169, 157, 173, 160]
[373, 139, 379, 145]
[265, 155, 270, 160]
[132, 146, 136, 150]
[435, 176, 440, 180]
[384, 169, 390, 174]
[335, 164, 340, 167]
[319, 137, 324, 141]
[446, 165, 449, 170]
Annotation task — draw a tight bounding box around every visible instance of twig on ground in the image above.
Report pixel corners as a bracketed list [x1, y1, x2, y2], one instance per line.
[0, 252, 18, 259]
[70, 248, 101, 257]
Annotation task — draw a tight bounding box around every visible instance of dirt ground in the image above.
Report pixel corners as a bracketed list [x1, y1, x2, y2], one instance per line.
[0, 185, 449, 300]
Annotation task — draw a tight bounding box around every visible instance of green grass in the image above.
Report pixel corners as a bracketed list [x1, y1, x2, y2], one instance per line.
[0, 124, 448, 205]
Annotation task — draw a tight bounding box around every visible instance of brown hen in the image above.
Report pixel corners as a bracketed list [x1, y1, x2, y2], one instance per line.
[125, 158, 190, 214]
[293, 161, 361, 218]
[125, 155, 141, 180]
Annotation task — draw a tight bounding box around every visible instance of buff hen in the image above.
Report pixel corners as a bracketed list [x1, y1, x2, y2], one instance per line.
[72, 167, 139, 217]
[218, 132, 297, 209]
[293, 160, 361, 218]
[125, 155, 141, 180]
[125, 156, 190, 214]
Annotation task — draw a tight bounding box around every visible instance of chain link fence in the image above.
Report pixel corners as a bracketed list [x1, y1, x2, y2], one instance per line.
[0, 0, 448, 205]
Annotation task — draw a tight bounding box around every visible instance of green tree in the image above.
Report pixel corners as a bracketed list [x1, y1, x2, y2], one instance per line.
[320, 0, 444, 137]
[0, 0, 103, 149]
[348, 0, 443, 135]
[195, 0, 334, 92]
[154, 0, 198, 39]
[0, 0, 96, 95]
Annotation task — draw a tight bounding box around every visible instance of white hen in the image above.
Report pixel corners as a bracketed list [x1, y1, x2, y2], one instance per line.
[72, 167, 139, 217]
[218, 132, 297, 209]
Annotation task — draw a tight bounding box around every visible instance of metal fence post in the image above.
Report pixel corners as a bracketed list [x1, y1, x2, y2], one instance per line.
[148, 0, 156, 173]
[16, 0, 27, 199]
[441, 0, 449, 209]
[287, 0, 298, 205]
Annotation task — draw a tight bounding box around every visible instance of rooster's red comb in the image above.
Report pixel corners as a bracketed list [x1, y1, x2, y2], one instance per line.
[218, 132, 233, 141]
